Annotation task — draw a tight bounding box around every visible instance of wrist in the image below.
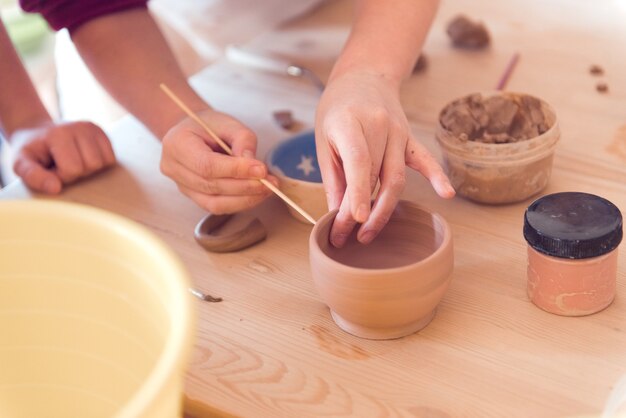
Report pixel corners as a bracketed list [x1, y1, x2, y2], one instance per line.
[153, 88, 211, 139]
[3, 115, 53, 141]
[328, 67, 404, 92]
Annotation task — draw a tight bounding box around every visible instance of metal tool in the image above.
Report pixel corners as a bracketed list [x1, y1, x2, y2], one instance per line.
[225, 44, 325, 92]
[188, 287, 223, 303]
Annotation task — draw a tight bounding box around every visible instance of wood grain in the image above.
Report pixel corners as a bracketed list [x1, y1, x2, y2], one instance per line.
[2, 0, 626, 416]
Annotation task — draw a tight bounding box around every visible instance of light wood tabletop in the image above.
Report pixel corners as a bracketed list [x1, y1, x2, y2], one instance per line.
[2, 0, 626, 417]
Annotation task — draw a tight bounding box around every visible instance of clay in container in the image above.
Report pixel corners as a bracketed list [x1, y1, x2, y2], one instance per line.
[435, 92, 560, 204]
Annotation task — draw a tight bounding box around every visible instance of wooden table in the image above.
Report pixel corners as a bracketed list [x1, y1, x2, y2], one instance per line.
[2, 1, 626, 416]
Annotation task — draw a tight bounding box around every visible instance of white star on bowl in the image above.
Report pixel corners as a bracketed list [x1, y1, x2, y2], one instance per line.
[296, 155, 316, 177]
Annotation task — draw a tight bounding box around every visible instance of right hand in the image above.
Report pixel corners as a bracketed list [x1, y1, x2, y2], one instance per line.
[160, 109, 278, 214]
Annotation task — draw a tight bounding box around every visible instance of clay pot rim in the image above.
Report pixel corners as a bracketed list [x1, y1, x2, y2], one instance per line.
[310, 201, 453, 275]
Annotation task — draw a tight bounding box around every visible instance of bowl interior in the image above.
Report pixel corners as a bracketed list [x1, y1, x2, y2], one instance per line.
[267, 130, 322, 183]
[314, 202, 447, 270]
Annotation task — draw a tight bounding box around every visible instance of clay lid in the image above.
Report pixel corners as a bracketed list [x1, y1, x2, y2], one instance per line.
[523, 192, 623, 259]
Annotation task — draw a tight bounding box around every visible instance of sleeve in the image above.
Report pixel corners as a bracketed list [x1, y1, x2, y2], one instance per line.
[19, 0, 149, 32]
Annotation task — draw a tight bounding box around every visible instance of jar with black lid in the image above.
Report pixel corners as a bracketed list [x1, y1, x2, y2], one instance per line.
[523, 192, 623, 316]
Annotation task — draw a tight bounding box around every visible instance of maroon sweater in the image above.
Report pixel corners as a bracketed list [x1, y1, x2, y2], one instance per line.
[20, 0, 148, 32]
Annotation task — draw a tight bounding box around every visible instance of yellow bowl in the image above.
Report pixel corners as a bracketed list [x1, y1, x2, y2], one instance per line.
[0, 200, 195, 418]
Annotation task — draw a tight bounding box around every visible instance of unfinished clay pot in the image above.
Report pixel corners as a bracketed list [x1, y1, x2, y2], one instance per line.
[309, 200, 454, 340]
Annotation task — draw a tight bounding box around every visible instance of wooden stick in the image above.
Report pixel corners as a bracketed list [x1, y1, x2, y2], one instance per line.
[495, 52, 520, 91]
[159, 83, 317, 225]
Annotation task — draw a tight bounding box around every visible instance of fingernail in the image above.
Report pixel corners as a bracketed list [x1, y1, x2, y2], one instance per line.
[331, 233, 348, 248]
[249, 165, 265, 178]
[355, 203, 369, 223]
[440, 181, 455, 198]
[242, 149, 255, 159]
[359, 229, 377, 244]
[43, 178, 60, 194]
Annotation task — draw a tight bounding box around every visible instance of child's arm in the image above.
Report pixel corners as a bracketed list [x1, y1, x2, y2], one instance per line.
[0, 19, 50, 136]
[69, 7, 276, 214]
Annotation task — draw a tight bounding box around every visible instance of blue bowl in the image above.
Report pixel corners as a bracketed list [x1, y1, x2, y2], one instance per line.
[266, 130, 327, 222]
[267, 131, 322, 183]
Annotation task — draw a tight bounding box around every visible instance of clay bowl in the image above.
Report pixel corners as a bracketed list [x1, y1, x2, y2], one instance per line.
[266, 130, 327, 223]
[309, 200, 454, 340]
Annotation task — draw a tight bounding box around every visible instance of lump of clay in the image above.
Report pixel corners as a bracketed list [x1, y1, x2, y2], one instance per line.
[589, 64, 604, 76]
[272, 110, 295, 130]
[596, 82, 609, 94]
[439, 93, 550, 143]
[446, 15, 490, 49]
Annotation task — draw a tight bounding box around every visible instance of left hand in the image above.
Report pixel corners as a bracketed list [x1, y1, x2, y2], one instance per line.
[9, 121, 116, 194]
[315, 71, 455, 247]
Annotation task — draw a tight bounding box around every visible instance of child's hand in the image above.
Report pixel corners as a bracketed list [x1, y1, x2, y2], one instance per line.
[160, 109, 278, 214]
[9, 121, 116, 193]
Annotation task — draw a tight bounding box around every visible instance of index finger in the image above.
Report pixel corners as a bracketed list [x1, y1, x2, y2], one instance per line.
[180, 134, 268, 180]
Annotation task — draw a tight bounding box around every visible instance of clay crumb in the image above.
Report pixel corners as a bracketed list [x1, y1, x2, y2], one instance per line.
[413, 54, 428, 73]
[273, 110, 296, 130]
[589, 64, 604, 76]
[596, 82, 609, 93]
[446, 14, 490, 49]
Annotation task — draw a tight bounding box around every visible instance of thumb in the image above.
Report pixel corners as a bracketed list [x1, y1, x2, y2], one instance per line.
[13, 156, 63, 194]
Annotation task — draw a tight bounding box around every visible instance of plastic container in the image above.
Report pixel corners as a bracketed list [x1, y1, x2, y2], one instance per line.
[435, 92, 560, 204]
[523, 192, 623, 316]
[266, 130, 327, 223]
[309, 200, 454, 340]
[0, 200, 196, 418]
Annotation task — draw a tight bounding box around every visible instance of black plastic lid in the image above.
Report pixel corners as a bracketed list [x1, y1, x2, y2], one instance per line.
[523, 192, 623, 259]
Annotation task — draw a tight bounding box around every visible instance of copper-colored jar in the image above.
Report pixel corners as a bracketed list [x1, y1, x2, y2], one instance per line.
[523, 192, 623, 316]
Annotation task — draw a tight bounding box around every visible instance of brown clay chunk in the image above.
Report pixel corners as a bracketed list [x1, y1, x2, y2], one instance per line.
[272, 110, 295, 129]
[596, 82, 609, 93]
[412, 54, 428, 73]
[440, 93, 549, 143]
[446, 15, 490, 49]
[589, 64, 604, 76]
